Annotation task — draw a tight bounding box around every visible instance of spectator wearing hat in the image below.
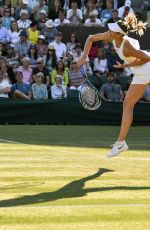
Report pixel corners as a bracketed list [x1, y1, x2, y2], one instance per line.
[9, 21, 20, 45]
[84, 12, 103, 26]
[100, 72, 124, 102]
[28, 44, 38, 68]
[2, 8, 15, 30]
[43, 44, 57, 73]
[17, 9, 32, 30]
[118, 0, 134, 18]
[32, 57, 50, 86]
[15, 0, 31, 20]
[17, 57, 33, 84]
[32, 0, 48, 21]
[38, 10, 48, 30]
[54, 9, 70, 27]
[51, 75, 67, 99]
[40, 19, 57, 44]
[36, 34, 47, 57]
[28, 22, 39, 44]
[11, 70, 32, 100]
[14, 30, 31, 59]
[32, 72, 48, 99]
[50, 31, 66, 60]
[67, 1, 83, 25]
[0, 16, 10, 44]
[51, 60, 68, 86]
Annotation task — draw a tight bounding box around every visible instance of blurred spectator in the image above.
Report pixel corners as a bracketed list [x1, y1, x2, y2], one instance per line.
[32, 57, 50, 86]
[0, 57, 15, 84]
[67, 1, 83, 25]
[5, 44, 19, 69]
[143, 84, 150, 102]
[100, 72, 124, 102]
[28, 0, 39, 10]
[38, 10, 48, 30]
[93, 48, 108, 77]
[0, 0, 15, 17]
[106, 9, 120, 25]
[0, 16, 10, 44]
[101, 0, 113, 25]
[49, 0, 62, 21]
[51, 75, 67, 99]
[32, 72, 48, 99]
[14, 30, 31, 60]
[118, 0, 134, 18]
[2, 8, 15, 30]
[83, 0, 98, 21]
[54, 9, 70, 27]
[84, 12, 103, 26]
[17, 10, 32, 30]
[28, 44, 38, 68]
[0, 42, 4, 56]
[63, 51, 74, 68]
[88, 44, 99, 65]
[107, 46, 124, 75]
[113, 0, 126, 9]
[15, 0, 31, 20]
[73, 43, 83, 60]
[32, 0, 48, 21]
[9, 21, 20, 45]
[0, 71, 11, 99]
[50, 31, 66, 60]
[41, 19, 57, 44]
[17, 57, 33, 84]
[28, 22, 39, 44]
[43, 44, 57, 73]
[51, 60, 68, 86]
[36, 35, 47, 57]
[11, 70, 32, 100]
[100, 40, 112, 57]
[131, 0, 146, 20]
[66, 32, 78, 55]
[96, 0, 103, 17]
[69, 60, 84, 91]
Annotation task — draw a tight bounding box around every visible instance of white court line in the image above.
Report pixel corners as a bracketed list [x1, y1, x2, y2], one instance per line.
[3, 204, 150, 209]
[0, 138, 26, 145]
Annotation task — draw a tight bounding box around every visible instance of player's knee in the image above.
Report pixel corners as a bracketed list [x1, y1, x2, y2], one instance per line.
[123, 98, 135, 109]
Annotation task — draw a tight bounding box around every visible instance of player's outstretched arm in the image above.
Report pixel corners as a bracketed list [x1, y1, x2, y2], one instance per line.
[78, 31, 110, 67]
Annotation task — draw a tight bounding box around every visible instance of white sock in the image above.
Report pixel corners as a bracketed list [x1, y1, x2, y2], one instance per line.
[116, 140, 125, 145]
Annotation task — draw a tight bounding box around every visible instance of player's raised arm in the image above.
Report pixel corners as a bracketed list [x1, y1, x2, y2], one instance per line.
[78, 31, 111, 66]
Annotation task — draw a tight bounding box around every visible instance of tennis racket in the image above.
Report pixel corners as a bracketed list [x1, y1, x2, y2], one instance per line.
[79, 67, 101, 110]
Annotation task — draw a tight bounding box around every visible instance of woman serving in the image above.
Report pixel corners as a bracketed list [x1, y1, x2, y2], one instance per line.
[78, 13, 150, 158]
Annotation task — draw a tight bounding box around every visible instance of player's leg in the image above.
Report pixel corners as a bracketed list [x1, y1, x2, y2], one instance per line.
[107, 84, 147, 157]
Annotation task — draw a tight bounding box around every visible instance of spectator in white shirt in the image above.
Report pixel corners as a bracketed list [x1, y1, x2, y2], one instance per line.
[118, 0, 134, 18]
[54, 9, 70, 27]
[51, 75, 67, 99]
[9, 21, 20, 45]
[0, 71, 11, 99]
[93, 48, 108, 77]
[50, 31, 66, 60]
[67, 1, 83, 25]
[17, 10, 32, 30]
[84, 12, 103, 26]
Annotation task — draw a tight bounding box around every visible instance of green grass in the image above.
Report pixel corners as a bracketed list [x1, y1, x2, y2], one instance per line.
[0, 125, 150, 230]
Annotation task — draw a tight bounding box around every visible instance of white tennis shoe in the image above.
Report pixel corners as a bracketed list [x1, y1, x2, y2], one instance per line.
[107, 141, 129, 158]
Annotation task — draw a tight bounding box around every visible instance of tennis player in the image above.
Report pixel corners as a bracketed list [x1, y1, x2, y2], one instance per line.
[78, 13, 150, 157]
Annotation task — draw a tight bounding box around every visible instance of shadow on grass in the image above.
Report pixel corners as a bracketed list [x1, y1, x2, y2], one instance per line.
[0, 168, 150, 207]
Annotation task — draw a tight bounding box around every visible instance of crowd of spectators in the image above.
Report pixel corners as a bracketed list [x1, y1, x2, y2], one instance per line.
[0, 0, 149, 102]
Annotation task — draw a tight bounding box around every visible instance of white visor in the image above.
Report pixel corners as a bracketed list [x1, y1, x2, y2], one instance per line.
[108, 22, 126, 35]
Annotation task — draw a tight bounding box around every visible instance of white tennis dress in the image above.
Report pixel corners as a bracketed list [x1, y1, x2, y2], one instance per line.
[113, 36, 150, 84]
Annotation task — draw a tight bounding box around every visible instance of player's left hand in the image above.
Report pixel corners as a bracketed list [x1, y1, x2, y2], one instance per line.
[113, 61, 123, 68]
